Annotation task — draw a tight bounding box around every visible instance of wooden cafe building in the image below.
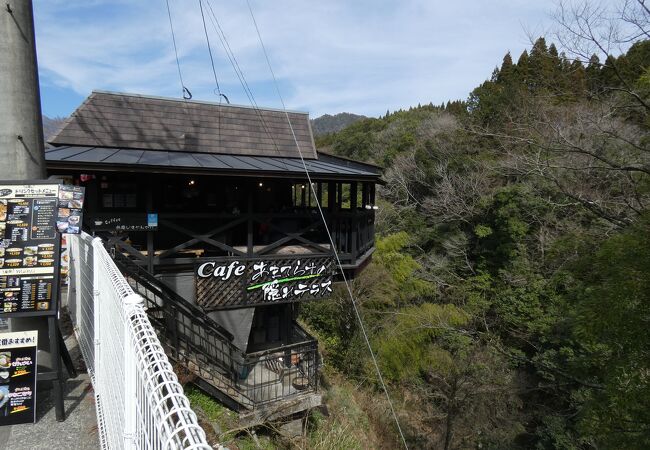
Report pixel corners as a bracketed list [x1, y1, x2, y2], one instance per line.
[46, 91, 381, 414]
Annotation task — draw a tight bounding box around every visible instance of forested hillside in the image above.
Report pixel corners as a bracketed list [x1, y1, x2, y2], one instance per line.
[311, 112, 367, 136]
[42, 115, 66, 145]
[301, 2, 650, 449]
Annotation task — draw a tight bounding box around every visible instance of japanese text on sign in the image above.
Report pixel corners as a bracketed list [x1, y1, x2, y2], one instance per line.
[195, 256, 334, 309]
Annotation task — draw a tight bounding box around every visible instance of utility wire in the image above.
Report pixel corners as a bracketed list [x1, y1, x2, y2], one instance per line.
[204, 0, 288, 170]
[165, 0, 191, 99]
[244, 1, 409, 448]
[199, 0, 224, 149]
[199, 0, 229, 103]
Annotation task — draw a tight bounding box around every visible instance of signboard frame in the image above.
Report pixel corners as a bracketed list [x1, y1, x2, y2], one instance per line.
[0, 179, 77, 423]
[0, 180, 62, 318]
[195, 254, 335, 310]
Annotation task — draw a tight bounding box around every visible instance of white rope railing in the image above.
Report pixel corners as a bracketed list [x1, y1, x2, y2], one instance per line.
[67, 232, 212, 450]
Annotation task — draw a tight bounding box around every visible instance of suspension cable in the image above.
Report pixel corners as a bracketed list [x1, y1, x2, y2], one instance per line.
[204, 0, 288, 170]
[244, 1, 409, 448]
[165, 0, 191, 99]
[199, 0, 229, 103]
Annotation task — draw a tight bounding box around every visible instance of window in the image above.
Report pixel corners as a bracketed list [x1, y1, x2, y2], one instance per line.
[101, 181, 138, 209]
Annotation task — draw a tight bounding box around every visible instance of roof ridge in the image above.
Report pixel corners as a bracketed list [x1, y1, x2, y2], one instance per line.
[90, 90, 310, 116]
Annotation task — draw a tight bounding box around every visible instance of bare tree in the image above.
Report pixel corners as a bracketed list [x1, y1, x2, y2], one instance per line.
[488, 93, 649, 228]
[381, 150, 432, 208]
[553, 0, 650, 111]
[421, 163, 490, 226]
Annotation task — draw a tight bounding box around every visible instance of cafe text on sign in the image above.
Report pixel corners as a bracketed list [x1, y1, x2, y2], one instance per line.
[195, 256, 334, 310]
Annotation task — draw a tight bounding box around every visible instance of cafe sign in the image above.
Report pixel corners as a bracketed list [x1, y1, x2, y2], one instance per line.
[195, 255, 334, 310]
[91, 213, 158, 231]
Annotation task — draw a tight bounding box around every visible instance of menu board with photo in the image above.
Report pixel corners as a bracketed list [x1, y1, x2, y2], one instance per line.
[0, 330, 37, 425]
[56, 185, 85, 235]
[0, 183, 61, 314]
[59, 234, 70, 286]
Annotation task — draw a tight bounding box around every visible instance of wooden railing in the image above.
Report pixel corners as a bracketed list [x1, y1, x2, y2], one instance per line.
[98, 210, 375, 270]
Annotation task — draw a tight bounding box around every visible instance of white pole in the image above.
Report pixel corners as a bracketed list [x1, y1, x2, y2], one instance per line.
[123, 293, 143, 449]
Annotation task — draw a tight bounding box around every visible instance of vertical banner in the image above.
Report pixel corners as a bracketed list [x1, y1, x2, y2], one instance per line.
[0, 330, 37, 425]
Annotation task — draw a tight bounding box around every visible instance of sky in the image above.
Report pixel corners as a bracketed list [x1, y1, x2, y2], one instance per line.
[33, 0, 556, 119]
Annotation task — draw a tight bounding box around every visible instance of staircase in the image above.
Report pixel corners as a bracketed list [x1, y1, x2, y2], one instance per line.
[110, 251, 320, 415]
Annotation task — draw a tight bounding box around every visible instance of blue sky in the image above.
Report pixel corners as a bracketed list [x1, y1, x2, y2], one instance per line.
[34, 0, 555, 119]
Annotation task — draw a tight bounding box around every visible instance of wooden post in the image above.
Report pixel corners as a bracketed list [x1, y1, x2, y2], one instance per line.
[337, 182, 342, 208]
[247, 186, 253, 256]
[146, 176, 154, 274]
[350, 182, 358, 262]
[328, 182, 336, 211]
[362, 182, 369, 208]
[328, 181, 336, 250]
[316, 182, 322, 207]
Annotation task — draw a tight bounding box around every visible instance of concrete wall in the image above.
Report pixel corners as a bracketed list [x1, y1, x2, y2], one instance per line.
[157, 271, 255, 352]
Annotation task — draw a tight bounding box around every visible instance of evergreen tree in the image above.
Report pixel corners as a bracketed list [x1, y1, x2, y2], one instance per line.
[569, 60, 587, 98]
[529, 37, 553, 91]
[586, 54, 602, 94]
[497, 52, 514, 83]
[515, 50, 530, 87]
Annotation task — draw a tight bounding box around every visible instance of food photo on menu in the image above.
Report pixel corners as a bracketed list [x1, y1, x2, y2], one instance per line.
[0, 351, 9, 416]
[58, 189, 73, 202]
[56, 185, 85, 235]
[0, 385, 8, 417]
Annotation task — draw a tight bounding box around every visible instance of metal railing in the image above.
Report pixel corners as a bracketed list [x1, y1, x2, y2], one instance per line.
[67, 232, 212, 450]
[111, 250, 320, 411]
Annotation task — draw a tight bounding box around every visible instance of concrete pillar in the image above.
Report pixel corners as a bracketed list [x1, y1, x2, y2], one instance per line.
[1, 1, 52, 372]
[0, 0, 46, 180]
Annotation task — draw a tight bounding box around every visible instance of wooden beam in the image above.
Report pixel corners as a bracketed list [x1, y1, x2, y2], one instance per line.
[112, 238, 148, 262]
[157, 217, 247, 259]
[159, 219, 246, 256]
[256, 221, 325, 255]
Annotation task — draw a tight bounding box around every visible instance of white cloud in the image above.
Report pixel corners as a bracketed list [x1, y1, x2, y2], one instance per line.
[33, 0, 555, 117]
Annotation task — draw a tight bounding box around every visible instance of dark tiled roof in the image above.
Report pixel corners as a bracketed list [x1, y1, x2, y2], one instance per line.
[45, 146, 382, 180]
[49, 91, 317, 159]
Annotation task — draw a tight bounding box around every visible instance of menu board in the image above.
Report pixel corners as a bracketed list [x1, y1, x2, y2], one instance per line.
[0, 330, 37, 425]
[0, 183, 61, 314]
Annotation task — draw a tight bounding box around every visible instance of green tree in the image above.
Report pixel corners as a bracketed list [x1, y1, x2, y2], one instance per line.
[568, 214, 650, 449]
